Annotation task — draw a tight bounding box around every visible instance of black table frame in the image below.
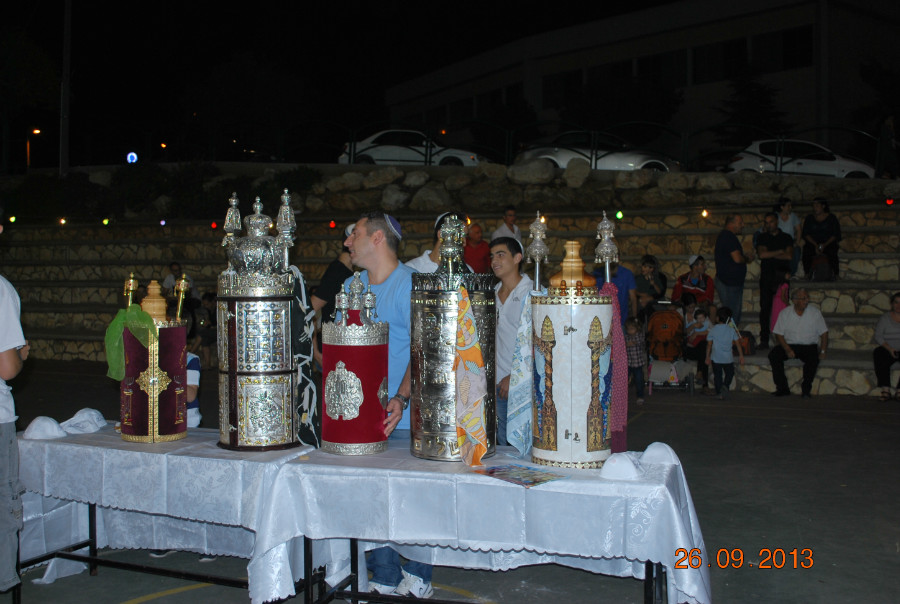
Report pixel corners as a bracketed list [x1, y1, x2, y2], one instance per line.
[10, 503, 668, 604]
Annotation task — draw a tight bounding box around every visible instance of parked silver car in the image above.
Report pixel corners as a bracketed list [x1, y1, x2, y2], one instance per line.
[338, 130, 482, 166]
[515, 131, 678, 171]
[727, 139, 874, 178]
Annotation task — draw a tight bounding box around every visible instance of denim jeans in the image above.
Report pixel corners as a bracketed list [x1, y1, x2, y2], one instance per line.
[629, 365, 645, 398]
[711, 362, 735, 395]
[714, 279, 745, 324]
[366, 429, 433, 586]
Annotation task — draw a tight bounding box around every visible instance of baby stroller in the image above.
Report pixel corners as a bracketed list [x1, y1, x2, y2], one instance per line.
[645, 301, 695, 395]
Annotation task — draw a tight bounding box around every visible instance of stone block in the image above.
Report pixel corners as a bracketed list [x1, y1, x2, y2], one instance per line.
[444, 173, 472, 191]
[615, 170, 654, 190]
[363, 167, 403, 189]
[325, 172, 364, 192]
[403, 171, 430, 188]
[409, 182, 452, 212]
[381, 184, 410, 211]
[834, 369, 871, 395]
[698, 172, 734, 191]
[473, 162, 507, 180]
[507, 160, 556, 185]
[562, 158, 591, 188]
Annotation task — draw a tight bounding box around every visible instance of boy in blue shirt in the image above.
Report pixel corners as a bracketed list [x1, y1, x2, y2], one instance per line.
[704, 306, 744, 400]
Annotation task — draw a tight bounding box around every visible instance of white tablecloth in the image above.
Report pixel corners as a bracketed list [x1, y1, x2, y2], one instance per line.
[19, 427, 711, 604]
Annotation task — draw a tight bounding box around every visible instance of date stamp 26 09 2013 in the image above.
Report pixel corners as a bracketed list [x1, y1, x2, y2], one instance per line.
[675, 548, 814, 570]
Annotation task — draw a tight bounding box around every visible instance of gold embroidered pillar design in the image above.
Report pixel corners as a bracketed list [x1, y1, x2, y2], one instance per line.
[586, 315, 610, 451]
[533, 315, 558, 451]
[135, 337, 172, 438]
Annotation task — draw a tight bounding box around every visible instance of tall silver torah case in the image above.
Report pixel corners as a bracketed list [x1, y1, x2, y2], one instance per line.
[217, 194, 301, 450]
[410, 216, 496, 461]
[531, 287, 614, 468]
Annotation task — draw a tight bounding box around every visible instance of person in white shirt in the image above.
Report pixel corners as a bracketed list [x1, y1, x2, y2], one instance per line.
[405, 211, 469, 273]
[0, 209, 29, 591]
[491, 205, 521, 243]
[768, 288, 829, 398]
[490, 236, 532, 445]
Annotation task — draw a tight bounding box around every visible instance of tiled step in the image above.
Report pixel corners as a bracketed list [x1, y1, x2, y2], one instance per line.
[737, 312, 883, 352]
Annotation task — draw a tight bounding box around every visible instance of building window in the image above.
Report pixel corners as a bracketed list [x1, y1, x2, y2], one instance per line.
[637, 49, 687, 88]
[752, 25, 814, 73]
[693, 38, 748, 84]
[542, 69, 583, 110]
[476, 89, 503, 118]
[426, 106, 447, 129]
[449, 98, 474, 123]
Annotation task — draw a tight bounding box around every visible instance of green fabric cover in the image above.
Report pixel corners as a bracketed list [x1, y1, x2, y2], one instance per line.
[104, 305, 159, 380]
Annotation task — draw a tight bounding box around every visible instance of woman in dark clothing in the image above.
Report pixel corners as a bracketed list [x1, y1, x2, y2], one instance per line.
[801, 198, 841, 279]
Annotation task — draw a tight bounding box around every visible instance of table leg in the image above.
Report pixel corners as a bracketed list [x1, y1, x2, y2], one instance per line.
[88, 504, 97, 576]
[643, 561, 666, 604]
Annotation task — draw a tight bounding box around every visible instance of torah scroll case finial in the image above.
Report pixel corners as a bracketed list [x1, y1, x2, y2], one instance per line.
[594, 211, 619, 283]
[525, 211, 549, 289]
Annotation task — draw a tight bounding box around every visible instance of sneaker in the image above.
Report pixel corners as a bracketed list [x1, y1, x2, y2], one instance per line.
[367, 581, 397, 595]
[360, 581, 396, 603]
[395, 569, 434, 599]
[148, 549, 176, 558]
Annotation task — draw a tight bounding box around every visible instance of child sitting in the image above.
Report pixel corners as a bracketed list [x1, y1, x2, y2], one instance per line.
[686, 307, 711, 348]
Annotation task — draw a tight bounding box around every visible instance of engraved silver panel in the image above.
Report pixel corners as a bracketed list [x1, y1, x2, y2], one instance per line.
[410, 283, 496, 462]
[321, 440, 388, 455]
[237, 374, 292, 446]
[218, 374, 230, 445]
[234, 300, 291, 372]
[324, 361, 363, 420]
[321, 322, 389, 346]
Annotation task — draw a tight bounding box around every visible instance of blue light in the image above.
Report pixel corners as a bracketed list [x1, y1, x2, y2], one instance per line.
[126, 152, 138, 164]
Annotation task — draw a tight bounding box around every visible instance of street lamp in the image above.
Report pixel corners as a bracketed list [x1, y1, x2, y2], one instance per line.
[26, 129, 41, 169]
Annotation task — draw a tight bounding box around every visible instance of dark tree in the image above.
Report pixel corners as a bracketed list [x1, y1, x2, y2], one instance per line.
[712, 71, 792, 148]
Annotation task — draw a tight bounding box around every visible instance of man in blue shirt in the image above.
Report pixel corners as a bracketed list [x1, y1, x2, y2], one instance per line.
[342, 212, 433, 599]
[714, 215, 755, 325]
[593, 262, 637, 327]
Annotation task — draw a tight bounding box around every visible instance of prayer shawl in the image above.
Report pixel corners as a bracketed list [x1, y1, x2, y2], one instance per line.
[506, 288, 544, 457]
[454, 287, 488, 466]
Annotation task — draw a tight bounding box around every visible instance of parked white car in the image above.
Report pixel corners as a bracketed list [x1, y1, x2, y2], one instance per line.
[338, 130, 482, 166]
[514, 131, 678, 171]
[727, 139, 874, 178]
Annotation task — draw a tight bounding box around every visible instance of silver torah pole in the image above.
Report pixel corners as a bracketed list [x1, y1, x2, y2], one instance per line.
[594, 211, 619, 283]
[525, 211, 548, 292]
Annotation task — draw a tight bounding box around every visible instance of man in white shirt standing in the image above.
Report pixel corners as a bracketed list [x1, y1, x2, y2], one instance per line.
[490, 236, 532, 445]
[768, 288, 829, 398]
[405, 211, 469, 273]
[0, 206, 29, 592]
[491, 205, 521, 243]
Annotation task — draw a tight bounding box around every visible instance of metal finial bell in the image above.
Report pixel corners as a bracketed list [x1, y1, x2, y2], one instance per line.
[594, 211, 619, 283]
[525, 211, 549, 289]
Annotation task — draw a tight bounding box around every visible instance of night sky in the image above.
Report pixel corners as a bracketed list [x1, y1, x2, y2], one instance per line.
[7, 1, 672, 168]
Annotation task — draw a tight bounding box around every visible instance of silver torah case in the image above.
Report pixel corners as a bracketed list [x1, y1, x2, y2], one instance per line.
[410, 216, 496, 461]
[217, 193, 301, 450]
